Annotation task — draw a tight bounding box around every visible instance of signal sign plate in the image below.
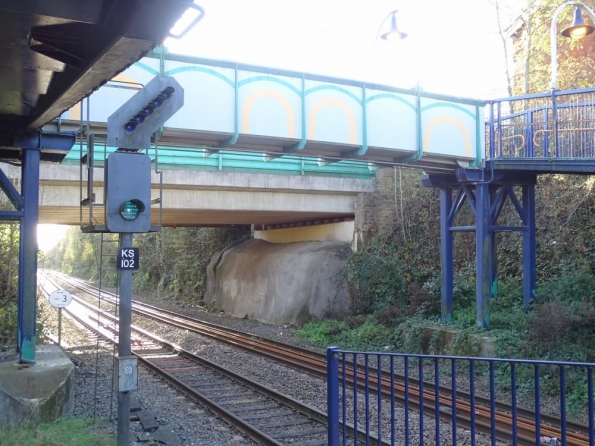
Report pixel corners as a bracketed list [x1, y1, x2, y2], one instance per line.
[117, 248, 139, 270]
[49, 290, 72, 308]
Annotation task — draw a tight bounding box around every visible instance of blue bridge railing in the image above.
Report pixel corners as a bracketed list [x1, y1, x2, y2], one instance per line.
[486, 87, 595, 161]
[327, 347, 595, 445]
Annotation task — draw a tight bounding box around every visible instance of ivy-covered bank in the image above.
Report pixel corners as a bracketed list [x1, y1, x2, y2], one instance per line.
[297, 170, 595, 366]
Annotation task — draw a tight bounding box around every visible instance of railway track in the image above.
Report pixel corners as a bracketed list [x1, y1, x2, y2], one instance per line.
[40, 273, 380, 445]
[46, 271, 593, 445]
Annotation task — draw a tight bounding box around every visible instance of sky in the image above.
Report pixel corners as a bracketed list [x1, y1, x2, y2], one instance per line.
[164, 0, 516, 99]
[38, 224, 69, 253]
[38, 0, 519, 252]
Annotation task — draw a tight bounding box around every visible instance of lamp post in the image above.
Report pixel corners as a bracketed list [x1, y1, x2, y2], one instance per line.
[550, 1, 595, 90]
[374, 10, 409, 86]
[376, 10, 408, 42]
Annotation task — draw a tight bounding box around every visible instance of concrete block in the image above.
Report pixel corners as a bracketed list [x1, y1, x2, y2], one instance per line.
[0, 344, 74, 428]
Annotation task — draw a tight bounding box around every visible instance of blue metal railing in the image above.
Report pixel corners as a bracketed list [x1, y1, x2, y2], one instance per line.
[327, 347, 595, 446]
[486, 87, 595, 161]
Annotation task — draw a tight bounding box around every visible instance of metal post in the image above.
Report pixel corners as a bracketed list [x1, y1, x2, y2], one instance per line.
[522, 184, 537, 309]
[475, 183, 491, 328]
[490, 232, 498, 299]
[490, 186, 499, 299]
[58, 308, 62, 347]
[18, 148, 40, 363]
[327, 347, 339, 446]
[117, 232, 133, 446]
[440, 187, 454, 323]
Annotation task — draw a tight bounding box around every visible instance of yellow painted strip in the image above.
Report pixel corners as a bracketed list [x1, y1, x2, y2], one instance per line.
[308, 97, 357, 144]
[241, 89, 295, 137]
[423, 116, 472, 157]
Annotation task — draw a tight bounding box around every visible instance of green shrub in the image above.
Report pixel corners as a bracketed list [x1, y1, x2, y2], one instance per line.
[297, 319, 350, 346]
[0, 303, 17, 345]
[344, 320, 390, 350]
[345, 244, 408, 315]
[392, 317, 433, 353]
[450, 330, 483, 357]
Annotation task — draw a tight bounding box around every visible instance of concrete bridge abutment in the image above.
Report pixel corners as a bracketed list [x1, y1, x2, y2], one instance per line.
[0, 345, 74, 428]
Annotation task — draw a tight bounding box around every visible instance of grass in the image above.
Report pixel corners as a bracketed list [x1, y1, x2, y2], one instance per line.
[0, 417, 115, 446]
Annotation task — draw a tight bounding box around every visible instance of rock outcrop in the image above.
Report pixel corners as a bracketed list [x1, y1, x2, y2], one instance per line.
[204, 239, 351, 326]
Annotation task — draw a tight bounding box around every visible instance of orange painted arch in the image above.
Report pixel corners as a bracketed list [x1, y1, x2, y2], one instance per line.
[423, 115, 472, 157]
[308, 97, 357, 144]
[241, 89, 295, 137]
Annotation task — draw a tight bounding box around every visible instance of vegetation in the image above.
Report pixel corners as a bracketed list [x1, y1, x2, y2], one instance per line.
[298, 169, 595, 361]
[0, 224, 20, 347]
[44, 226, 250, 301]
[508, 0, 595, 94]
[0, 417, 115, 446]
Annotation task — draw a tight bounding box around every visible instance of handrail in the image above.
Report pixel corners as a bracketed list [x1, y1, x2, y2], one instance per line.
[486, 88, 595, 161]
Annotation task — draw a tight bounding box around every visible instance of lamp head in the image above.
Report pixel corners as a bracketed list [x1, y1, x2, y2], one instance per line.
[381, 12, 408, 41]
[561, 7, 595, 39]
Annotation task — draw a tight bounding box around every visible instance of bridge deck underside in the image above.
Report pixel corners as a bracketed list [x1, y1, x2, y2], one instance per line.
[35, 165, 367, 227]
[40, 207, 353, 227]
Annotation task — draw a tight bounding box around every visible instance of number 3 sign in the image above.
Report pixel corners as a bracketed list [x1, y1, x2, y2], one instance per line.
[49, 290, 72, 308]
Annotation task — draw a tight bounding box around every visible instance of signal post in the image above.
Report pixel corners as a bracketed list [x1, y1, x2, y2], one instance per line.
[100, 76, 183, 446]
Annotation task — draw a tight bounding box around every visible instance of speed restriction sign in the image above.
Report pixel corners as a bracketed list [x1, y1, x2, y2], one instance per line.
[49, 290, 72, 308]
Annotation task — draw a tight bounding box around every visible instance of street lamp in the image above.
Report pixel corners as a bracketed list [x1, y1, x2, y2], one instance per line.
[550, 1, 595, 89]
[378, 10, 408, 41]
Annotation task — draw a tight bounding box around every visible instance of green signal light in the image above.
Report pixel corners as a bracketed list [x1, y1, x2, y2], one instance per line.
[119, 199, 145, 220]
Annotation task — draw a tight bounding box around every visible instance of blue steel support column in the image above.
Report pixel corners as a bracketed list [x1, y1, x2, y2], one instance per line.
[476, 183, 491, 328]
[522, 184, 537, 308]
[18, 148, 40, 363]
[440, 187, 454, 323]
[490, 186, 499, 299]
[490, 231, 498, 298]
[327, 346, 340, 446]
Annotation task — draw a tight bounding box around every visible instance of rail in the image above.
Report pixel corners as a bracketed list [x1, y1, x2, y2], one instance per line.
[486, 88, 595, 161]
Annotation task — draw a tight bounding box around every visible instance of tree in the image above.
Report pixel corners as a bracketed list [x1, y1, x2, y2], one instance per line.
[508, 0, 595, 93]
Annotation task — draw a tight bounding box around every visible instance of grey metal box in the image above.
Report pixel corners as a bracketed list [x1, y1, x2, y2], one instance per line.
[118, 356, 138, 392]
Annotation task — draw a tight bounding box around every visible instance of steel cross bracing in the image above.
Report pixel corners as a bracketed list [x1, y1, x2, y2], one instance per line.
[420, 87, 595, 328]
[423, 170, 538, 328]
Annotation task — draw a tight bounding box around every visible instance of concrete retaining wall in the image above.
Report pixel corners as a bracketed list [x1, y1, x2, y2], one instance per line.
[204, 239, 351, 326]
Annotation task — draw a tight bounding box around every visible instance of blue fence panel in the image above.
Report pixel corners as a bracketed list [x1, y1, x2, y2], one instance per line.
[486, 88, 595, 161]
[327, 347, 595, 445]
